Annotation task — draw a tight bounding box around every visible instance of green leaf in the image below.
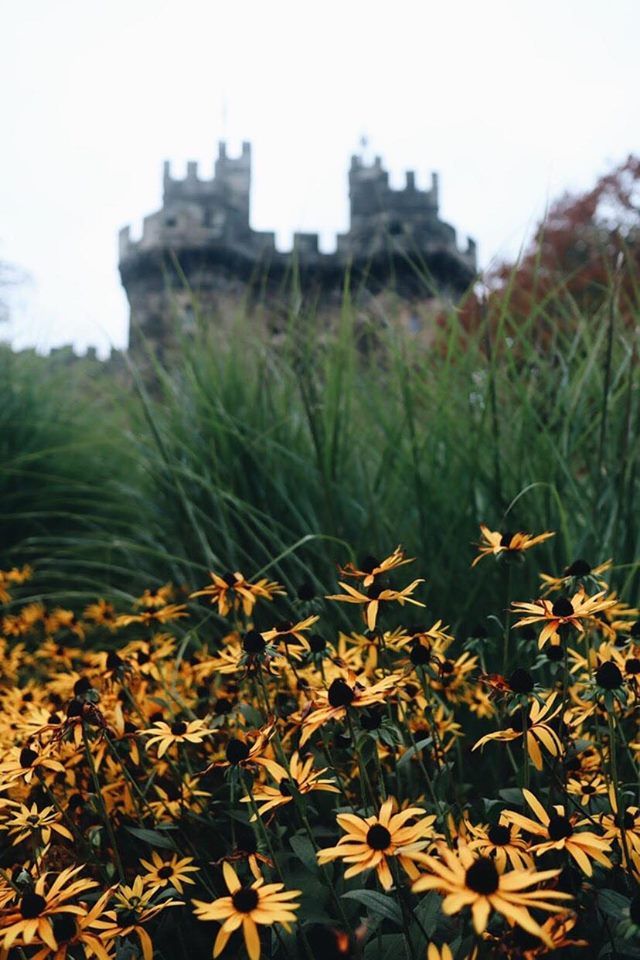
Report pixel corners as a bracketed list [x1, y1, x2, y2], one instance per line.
[597, 888, 629, 920]
[414, 891, 441, 935]
[397, 737, 432, 769]
[290, 834, 319, 874]
[342, 890, 403, 925]
[364, 934, 406, 959]
[124, 826, 178, 850]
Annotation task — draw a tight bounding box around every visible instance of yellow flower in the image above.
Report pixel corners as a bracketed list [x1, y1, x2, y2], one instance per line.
[412, 844, 571, 944]
[0, 866, 98, 951]
[139, 850, 200, 894]
[539, 558, 612, 596]
[511, 589, 617, 649]
[326, 579, 425, 630]
[471, 526, 554, 567]
[0, 802, 74, 846]
[501, 789, 613, 875]
[191, 572, 285, 618]
[142, 718, 215, 758]
[192, 861, 300, 960]
[241, 750, 339, 819]
[472, 693, 563, 771]
[316, 796, 437, 890]
[467, 818, 533, 871]
[296, 672, 399, 746]
[339, 546, 415, 587]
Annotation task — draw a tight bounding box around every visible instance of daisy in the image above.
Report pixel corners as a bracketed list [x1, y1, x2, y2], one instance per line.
[192, 861, 300, 960]
[139, 850, 200, 894]
[338, 546, 415, 587]
[411, 844, 571, 943]
[501, 789, 613, 875]
[472, 693, 563, 771]
[326, 579, 425, 630]
[190, 572, 285, 618]
[316, 796, 437, 890]
[511, 589, 617, 649]
[142, 718, 215, 758]
[296, 672, 399, 746]
[0, 866, 97, 951]
[240, 750, 339, 818]
[471, 526, 554, 567]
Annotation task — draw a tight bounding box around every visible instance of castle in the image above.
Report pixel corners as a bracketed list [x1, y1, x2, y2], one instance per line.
[119, 142, 476, 358]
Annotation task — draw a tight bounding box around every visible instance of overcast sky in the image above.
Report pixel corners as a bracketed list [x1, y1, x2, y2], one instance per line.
[2, 0, 638, 356]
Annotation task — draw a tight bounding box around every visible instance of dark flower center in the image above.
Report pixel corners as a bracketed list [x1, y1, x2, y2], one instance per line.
[19, 746, 38, 768]
[552, 597, 574, 618]
[215, 698, 232, 715]
[20, 892, 47, 919]
[309, 634, 326, 654]
[223, 572, 237, 587]
[243, 630, 266, 655]
[410, 642, 431, 666]
[360, 707, 384, 731]
[547, 815, 573, 840]
[226, 739, 251, 764]
[595, 661, 623, 689]
[328, 679, 356, 708]
[465, 857, 499, 894]
[625, 657, 640, 675]
[508, 668, 534, 693]
[487, 823, 511, 846]
[231, 887, 259, 913]
[546, 644, 565, 662]
[623, 809, 638, 830]
[581, 784, 596, 795]
[74, 677, 92, 696]
[107, 650, 123, 670]
[171, 721, 188, 735]
[52, 913, 77, 943]
[157, 865, 174, 879]
[366, 824, 391, 851]
[564, 559, 591, 577]
[279, 778, 294, 796]
[440, 660, 454, 674]
[500, 531, 515, 547]
[360, 555, 379, 574]
[367, 584, 383, 599]
[137, 651, 150, 665]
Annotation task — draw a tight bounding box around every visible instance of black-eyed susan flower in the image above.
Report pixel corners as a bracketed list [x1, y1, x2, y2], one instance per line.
[191, 572, 285, 618]
[240, 750, 339, 818]
[0, 866, 98, 951]
[467, 818, 533, 871]
[262, 616, 319, 659]
[539, 558, 612, 596]
[83, 599, 119, 630]
[115, 604, 188, 628]
[27, 888, 116, 960]
[93, 877, 181, 960]
[0, 743, 65, 785]
[472, 693, 563, 771]
[501, 789, 613, 875]
[1, 802, 74, 846]
[136, 583, 174, 608]
[339, 546, 415, 587]
[316, 796, 437, 890]
[471, 526, 554, 568]
[139, 850, 199, 893]
[142, 718, 215, 758]
[192, 861, 300, 960]
[566, 773, 608, 806]
[210, 722, 278, 777]
[326, 579, 425, 630]
[511, 589, 617, 649]
[411, 844, 571, 942]
[296, 672, 399, 746]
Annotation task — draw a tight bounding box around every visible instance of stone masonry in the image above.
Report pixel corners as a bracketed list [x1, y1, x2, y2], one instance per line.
[119, 142, 477, 359]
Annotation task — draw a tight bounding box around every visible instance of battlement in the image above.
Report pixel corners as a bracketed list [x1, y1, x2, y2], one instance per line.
[119, 140, 477, 355]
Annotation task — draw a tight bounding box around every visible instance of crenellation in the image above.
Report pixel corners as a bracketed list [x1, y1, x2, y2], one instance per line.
[119, 138, 477, 358]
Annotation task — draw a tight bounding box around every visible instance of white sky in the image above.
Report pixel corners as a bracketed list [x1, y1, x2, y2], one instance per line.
[1, 0, 639, 356]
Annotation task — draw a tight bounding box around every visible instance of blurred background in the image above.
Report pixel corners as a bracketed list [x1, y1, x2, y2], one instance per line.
[2, 0, 638, 355]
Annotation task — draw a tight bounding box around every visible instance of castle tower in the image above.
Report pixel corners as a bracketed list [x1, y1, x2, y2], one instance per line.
[119, 142, 477, 359]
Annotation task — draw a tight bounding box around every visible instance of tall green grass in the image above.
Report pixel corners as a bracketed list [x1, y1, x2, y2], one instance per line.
[3, 266, 639, 631]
